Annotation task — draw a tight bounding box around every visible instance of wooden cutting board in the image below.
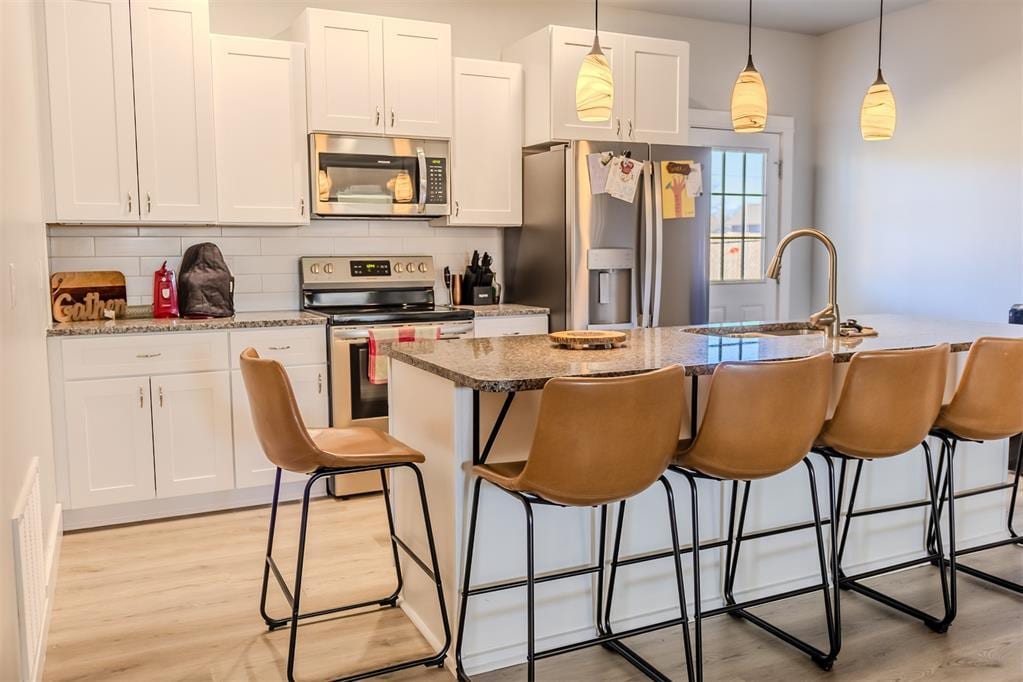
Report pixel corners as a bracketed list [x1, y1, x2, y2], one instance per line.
[50, 271, 128, 323]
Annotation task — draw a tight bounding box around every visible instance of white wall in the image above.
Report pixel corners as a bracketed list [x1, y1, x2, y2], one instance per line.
[1, 1, 59, 678]
[814, 0, 1023, 321]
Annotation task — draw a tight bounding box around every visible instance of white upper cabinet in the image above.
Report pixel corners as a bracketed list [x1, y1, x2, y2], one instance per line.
[436, 58, 522, 227]
[130, 0, 217, 222]
[44, 0, 216, 224]
[44, 0, 139, 222]
[504, 25, 690, 146]
[621, 36, 689, 145]
[382, 18, 452, 138]
[211, 36, 309, 224]
[298, 9, 384, 135]
[294, 9, 452, 138]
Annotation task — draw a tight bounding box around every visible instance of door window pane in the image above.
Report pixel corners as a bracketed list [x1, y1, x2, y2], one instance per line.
[745, 152, 765, 195]
[709, 148, 769, 283]
[724, 151, 744, 194]
[723, 196, 743, 236]
[711, 149, 724, 193]
[710, 195, 722, 236]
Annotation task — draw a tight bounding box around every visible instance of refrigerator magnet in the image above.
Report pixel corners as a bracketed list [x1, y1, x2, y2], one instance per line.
[605, 155, 641, 203]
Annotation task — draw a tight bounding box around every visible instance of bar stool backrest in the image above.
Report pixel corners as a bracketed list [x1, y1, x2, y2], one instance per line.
[818, 344, 950, 459]
[240, 348, 321, 473]
[938, 337, 1023, 441]
[679, 353, 833, 480]
[513, 365, 686, 506]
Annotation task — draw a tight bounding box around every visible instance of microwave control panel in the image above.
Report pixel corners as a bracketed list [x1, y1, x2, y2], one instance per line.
[426, 158, 447, 204]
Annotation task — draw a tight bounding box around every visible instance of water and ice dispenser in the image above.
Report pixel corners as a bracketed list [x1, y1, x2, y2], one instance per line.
[587, 248, 633, 327]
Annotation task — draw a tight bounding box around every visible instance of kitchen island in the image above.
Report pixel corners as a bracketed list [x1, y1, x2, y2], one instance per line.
[384, 314, 1023, 676]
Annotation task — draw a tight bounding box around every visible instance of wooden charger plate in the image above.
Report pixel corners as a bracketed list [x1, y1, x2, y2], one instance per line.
[549, 330, 628, 350]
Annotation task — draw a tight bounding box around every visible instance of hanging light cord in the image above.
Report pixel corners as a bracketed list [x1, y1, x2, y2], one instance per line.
[747, 0, 753, 59]
[877, 0, 884, 73]
[595, 0, 599, 33]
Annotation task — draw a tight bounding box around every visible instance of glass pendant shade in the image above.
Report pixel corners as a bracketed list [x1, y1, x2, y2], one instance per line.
[576, 36, 613, 122]
[861, 72, 896, 141]
[731, 56, 768, 133]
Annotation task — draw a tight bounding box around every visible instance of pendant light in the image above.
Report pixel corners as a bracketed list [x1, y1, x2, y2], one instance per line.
[731, 0, 767, 133]
[860, 0, 896, 140]
[576, 0, 613, 122]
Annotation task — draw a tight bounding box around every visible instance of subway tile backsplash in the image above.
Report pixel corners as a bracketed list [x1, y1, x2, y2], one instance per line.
[47, 221, 502, 312]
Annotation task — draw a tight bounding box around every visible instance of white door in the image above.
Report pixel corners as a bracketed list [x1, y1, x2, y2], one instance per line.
[211, 35, 309, 224]
[383, 18, 453, 138]
[231, 364, 328, 488]
[64, 377, 155, 508]
[550, 26, 625, 142]
[448, 59, 522, 226]
[302, 9, 384, 135]
[130, 0, 217, 223]
[622, 36, 689, 145]
[690, 128, 782, 323]
[151, 371, 234, 497]
[44, 0, 139, 222]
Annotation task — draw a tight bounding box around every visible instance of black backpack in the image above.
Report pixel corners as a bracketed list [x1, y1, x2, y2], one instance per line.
[178, 243, 235, 318]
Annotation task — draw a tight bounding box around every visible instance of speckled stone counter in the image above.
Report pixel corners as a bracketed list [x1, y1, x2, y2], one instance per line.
[47, 311, 326, 337]
[453, 303, 550, 317]
[386, 314, 1023, 391]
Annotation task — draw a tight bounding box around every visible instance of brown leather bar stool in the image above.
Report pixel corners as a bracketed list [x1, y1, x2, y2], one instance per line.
[644, 354, 837, 682]
[814, 344, 956, 632]
[455, 366, 694, 682]
[239, 348, 450, 682]
[927, 337, 1023, 594]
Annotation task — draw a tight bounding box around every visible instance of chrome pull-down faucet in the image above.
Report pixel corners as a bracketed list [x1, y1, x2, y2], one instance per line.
[767, 228, 842, 339]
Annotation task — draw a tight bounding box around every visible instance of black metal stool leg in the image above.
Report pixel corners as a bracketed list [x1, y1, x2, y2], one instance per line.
[723, 481, 751, 610]
[408, 463, 452, 667]
[378, 469, 404, 607]
[260, 467, 283, 628]
[286, 474, 318, 682]
[661, 476, 696, 682]
[679, 470, 703, 682]
[804, 458, 839, 669]
[455, 478, 483, 681]
[520, 495, 537, 681]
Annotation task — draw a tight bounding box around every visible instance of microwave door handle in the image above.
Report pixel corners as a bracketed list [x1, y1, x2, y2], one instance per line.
[416, 147, 428, 214]
[652, 161, 665, 328]
[641, 161, 654, 328]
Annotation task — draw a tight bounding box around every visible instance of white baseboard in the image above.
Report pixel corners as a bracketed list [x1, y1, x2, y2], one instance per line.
[62, 479, 328, 530]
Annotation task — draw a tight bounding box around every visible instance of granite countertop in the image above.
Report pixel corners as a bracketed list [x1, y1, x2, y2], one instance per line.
[47, 311, 326, 337]
[453, 303, 550, 317]
[385, 314, 1023, 392]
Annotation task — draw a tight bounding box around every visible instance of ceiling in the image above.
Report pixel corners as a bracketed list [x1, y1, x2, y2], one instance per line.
[603, 0, 929, 36]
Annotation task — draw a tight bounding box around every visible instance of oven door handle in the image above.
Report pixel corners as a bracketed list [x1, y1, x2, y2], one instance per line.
[333, 323, 473, 340]
[416, 147, 428, 214]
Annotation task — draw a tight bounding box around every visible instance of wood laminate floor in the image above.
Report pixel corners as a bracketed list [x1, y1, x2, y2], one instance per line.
[45, 490, 1023, 681]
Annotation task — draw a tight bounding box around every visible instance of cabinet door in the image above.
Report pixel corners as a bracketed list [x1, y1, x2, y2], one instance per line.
[130, 0, 217, 223]
[231, 365, 328, 488]
[211, 36, 309, 224]
[44, 0, 139, 222]
[621, 36, 689, 145]
[550, 26, 625, 142]
[473, 315, 549, 338]
[303, 9, 384, 135]
[382, 18, 452, 138]
[151, 371, 234, 497]
[64, 377, 155, 508]
[448, 59, 522, 226]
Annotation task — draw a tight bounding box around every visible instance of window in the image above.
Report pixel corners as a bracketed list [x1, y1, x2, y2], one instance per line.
[709, 149, 767, 282]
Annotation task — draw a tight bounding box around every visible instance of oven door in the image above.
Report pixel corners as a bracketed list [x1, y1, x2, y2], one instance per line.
[311, 134, 449, 218]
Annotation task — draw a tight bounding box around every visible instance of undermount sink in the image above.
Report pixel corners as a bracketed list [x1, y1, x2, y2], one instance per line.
[731, 328, 825, 339]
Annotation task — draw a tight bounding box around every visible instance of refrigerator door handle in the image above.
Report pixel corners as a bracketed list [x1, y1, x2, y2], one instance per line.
[652, 160, 665, 327]
[641, 161, 654, 328]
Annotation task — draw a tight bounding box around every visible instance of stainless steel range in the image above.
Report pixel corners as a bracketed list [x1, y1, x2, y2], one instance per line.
[300, 255, 473, 496]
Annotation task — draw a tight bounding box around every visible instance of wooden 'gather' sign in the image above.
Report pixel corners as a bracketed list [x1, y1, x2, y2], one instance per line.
[51, 271, 128, 323]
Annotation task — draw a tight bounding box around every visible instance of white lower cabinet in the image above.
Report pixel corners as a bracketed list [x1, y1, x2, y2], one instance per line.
[151, 371, 234, 497]
[64, 376, 157, 508]
[232, 364, 328, 488]
[473, 314, 549, 338]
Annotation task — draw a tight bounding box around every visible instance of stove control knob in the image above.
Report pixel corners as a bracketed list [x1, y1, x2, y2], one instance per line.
[418, 262, 428, 273]
[324, 263, 334, 274]
[310, 263, 321, 274]
[406, 262, 415, 273]
[394, 262, 404, 273]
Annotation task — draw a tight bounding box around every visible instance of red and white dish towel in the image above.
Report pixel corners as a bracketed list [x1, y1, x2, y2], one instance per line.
[367, 325, 441, 384]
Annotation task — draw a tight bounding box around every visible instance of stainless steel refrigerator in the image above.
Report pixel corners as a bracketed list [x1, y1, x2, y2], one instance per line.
[503, 140, 711, 332]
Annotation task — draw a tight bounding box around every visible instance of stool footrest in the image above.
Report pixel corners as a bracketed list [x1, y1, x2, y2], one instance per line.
[841, 577, 949, 631]
[849, 497, 932, 518]
[841, 553, 941, 583]
[950, 481, 1016, 501]
[954, 534, 1022, 557]
[465, 562, 602, 597]
[535, 617, 687, 661]
[704, 582, 828, 618]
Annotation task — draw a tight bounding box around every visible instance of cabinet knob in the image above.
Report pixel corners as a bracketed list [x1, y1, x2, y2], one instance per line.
[146, 192, 152, 214]
[158, 386, 164, 407]
[616, 119, 621, 136]
[628, 119, 634, 138]
[300, 197, 305, 215]
[139, 386, 144, 408]
[454, 201, 460, 217]
[390, 110, 396, 127]
[127, 192, 133, 213]
[268, 345, 291, 351]
[318, 373, 323, 394]
[375, 106, 381, 126]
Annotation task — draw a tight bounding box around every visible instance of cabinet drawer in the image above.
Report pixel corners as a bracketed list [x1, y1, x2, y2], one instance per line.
[473, 315, 548, 338]
[230, 327, 327, 368]
[62, 332, 229, 380]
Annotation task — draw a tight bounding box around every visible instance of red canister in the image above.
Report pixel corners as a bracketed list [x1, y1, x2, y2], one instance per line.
[152, 261, 180, 318]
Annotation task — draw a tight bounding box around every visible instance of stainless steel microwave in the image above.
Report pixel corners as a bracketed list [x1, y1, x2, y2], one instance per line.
[309, 133, 449, 218]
